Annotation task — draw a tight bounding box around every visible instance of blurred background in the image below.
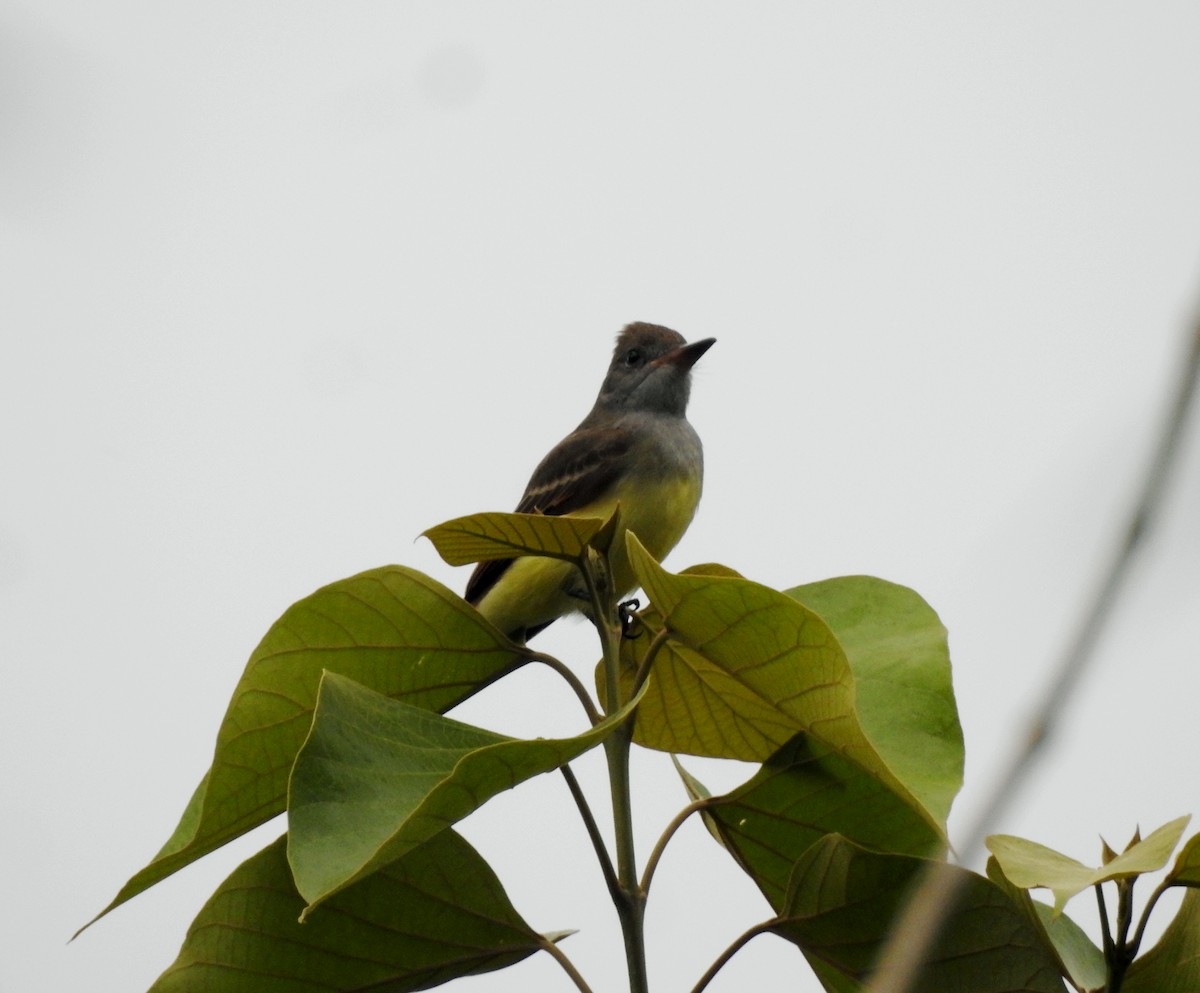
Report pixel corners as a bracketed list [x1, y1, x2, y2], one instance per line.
[4, 3, 1200, 991]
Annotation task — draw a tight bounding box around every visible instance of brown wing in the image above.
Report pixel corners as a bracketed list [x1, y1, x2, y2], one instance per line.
[464, 423, 634, 608]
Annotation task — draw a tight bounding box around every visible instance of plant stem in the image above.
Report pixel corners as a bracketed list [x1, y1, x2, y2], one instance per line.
[1107, 878, 1137, 993]
[632, 625, 672, 693]
[640, 798, 709, 896]
[689, 920, 776, 993]
[539, 934, 596, 993]
[582, 547, 650, 993]
[1116, 878, 1135, 948]
[584, 551, 624, 717]
[605, 719, 648, 993]
[526, 649, 603, 725]
[561, 764, 621, 904]
[1096, 883, 1115, 962]
[1127, 878, 1170, 962]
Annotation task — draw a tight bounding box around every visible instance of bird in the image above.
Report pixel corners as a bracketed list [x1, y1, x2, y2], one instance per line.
[465, 322, 714, 642]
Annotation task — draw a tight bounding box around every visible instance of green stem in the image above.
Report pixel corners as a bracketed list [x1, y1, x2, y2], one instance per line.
[1127, 878, 1170, 962]
[605, 719, 648, 993]
[581, 547, 649, 993]
[689, 920, 776, 993]
[1107, 878, 1137, 993]
[560, 764, 621, 904]
[632, 625, 672, 693]
[526, 649, 602, 725]
[539, 933, 595, 993]
[1116, 878, 1135, 947]
[1096, 883, 1115, 963]
[640, 798, 709, 896]
[583, 549, 624, 717]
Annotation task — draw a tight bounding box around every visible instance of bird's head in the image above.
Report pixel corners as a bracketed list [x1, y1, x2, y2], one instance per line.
[595, 322, 715, 416]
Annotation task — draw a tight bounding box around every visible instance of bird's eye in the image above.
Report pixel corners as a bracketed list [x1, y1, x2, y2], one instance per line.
[624, 348, 642, 366]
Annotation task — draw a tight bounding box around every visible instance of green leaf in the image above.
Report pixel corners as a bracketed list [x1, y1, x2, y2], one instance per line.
[988, 816, 1191, 913]
[705, 734, 945, 909]
[149, 831, 549, 993]
[985, 836, 1102, 914]
[1124, 889, 1200, 993]
[623, 535, 942, 836]
[288, 671, 640, 912]
[618, 548, 844, 761]
[1167, 831, 1200, 887]
[86, 566, 524, 931]
[785, 576, 963, 829]
[422, 510, 609, 565]
[774, 835, 1067, 993]
[1102, 816, 1190, 877]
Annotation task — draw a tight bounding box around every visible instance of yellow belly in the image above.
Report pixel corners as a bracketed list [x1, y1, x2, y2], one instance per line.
[602, 471, 702, 596]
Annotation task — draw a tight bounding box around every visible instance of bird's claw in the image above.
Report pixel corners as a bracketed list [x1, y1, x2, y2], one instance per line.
[619, 598, 643, 639]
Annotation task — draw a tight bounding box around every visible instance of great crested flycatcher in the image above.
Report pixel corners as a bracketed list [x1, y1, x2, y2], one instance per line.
[466, 322, 714, 642]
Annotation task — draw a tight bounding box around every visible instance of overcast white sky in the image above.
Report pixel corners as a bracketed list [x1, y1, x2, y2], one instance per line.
[5, 4, 1200, 992]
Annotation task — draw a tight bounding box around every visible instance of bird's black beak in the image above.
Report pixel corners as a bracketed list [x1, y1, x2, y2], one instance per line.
[658, 337, 716, 372]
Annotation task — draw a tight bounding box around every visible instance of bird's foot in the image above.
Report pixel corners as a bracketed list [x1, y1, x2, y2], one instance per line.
[618, 598, 643, 639]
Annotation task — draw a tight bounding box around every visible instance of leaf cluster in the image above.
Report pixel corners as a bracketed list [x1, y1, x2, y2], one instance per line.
[79, 511, 1199, 993]
[987, 817, 1200, 992]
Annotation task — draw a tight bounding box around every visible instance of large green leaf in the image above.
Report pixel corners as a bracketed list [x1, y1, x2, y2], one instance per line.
[623, 536, 940, 835]
[423, 510, 609, 565]
[774, 835, 1067, 993]
[785, 575, 963, 829]
[615, 554, 841, 760]
[702, 735, 945, 909]
[288, 671, 639, 912]
[149, 831, 550, 993]
[1124, 889, 1200, 993]
[987, 816, 1191, 913]
[88, 566, 524, 929]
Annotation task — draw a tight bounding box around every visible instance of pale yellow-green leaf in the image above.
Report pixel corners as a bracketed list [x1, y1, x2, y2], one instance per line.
[422, 511, 609, 565]
[624, 534, 942, 839]
[987, 816, 1190, 914]
[986, 835, 1097, 914]
[1102, 816, 1191, 880]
